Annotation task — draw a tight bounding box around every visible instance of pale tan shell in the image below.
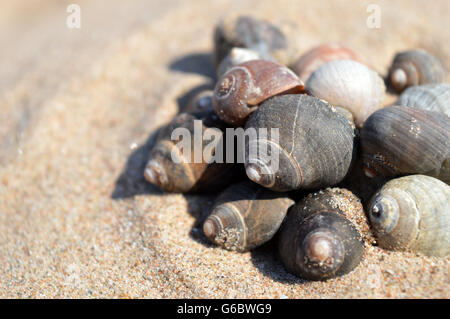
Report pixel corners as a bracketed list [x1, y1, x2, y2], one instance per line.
[306, 60, 386, 127]
[396, 84, 450, 117]
[368, 175, 450, 257]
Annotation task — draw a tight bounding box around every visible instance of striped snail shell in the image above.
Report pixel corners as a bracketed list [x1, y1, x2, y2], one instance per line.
[360, 106, 450, 183]
[279, 188, 368, 281]
[216, 47, 263, 78]
[203, 181, 294, 252]
[290, 43, 365, 82]
[368, 175, 450, 257]
[306, 59, 386, 127]
[213, 60, 304, 126]
[396, 84, 450, 117]
[388, 49, 445, 93]
[213, 15, 288, 67]
[244, 94, 355, 192]
[144, 110, 240, 193]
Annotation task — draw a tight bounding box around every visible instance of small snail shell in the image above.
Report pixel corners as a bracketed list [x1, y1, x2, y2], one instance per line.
[213, 60, 304, 126]
[388, 49, 445, 93]
[360, 106, 450, 183]
[306, 59, 386, 127]
[216, 47, 263, 78]
[244, 94, 355, 192]
[279, 188, 368, 281]
[144, 111, 239, 193]
[290, 43, 365, 82]
[396, 84, 450, 117]
[213, 15, 288, 67]
[368, 175, 450, 256]
[183, 90, 214, 114]
[203, 181, 294, 252]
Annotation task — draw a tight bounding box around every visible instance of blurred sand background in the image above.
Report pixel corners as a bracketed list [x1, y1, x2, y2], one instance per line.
[0, 0, 449, 298]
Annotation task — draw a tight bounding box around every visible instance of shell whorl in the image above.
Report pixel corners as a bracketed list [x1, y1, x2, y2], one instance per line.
[290, 43, 365, 82]
[213, 60, 304, 126]
[305, 59, 386, 127]
[388, 49, 445, 93]
[360, 106, 450, 183]
[368, 175, 450, 256]
[244, 94, 355, 191]
[396, 84, 450, 117]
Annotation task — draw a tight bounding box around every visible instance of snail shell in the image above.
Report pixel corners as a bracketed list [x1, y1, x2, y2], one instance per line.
[279, 188, 367, 281]
[306, 59, 386, 127]
[144, 111, 240, 193]
[290, 43, 365, 82]
[244, 94, 355, 192]
[216, 47, 263, 78]
[388, 49, 445, 93]
[368, 175, 450, 256]
[213, 15, 288, 67]
[183, 89, 214, 114]
[396, 84, 450, 117]
[213, 60, 304, 126]
[360, 106, 450, 183]
[203, 181, 294, 252]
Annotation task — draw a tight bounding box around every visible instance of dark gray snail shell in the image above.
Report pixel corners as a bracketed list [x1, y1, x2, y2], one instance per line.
[360, 106, 450, 183]
[203, 181, 294, 252]
[396, 84, 450, 117]
[244, 94, 355, 192]
[213, 15, 288, 67]
[213, 59, 304, 126]
[388, 49, 445, 93]
[368, 175, 450, 257]
[279, 188, 367, 281]
[144, 110, 240, 193]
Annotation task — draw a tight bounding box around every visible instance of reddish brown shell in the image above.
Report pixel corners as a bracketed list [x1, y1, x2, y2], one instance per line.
[290, 44, 365, 82]
[213, 60, 304, 126]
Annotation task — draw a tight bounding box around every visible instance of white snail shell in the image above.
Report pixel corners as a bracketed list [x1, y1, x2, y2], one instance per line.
[306, 60, 386, 127]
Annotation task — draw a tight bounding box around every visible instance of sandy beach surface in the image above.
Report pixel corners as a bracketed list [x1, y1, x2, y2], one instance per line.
[0, 0, 449, 298]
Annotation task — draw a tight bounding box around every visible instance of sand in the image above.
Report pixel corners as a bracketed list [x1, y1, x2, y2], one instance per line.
[0, 0, 449, 298]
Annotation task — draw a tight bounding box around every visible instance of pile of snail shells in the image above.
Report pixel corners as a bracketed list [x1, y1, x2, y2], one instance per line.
[142, 15, 450, 282]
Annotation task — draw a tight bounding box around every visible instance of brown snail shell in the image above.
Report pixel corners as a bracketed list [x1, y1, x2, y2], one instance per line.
[216, 47, 263, 78]
[213, 15, 288, 67]
[290, 43, 365, 82]
[306, 59, 386, 127]
[213, 60, 304, 126]
[388, 49, 445, 93]
[203, 181, 294, 252]
[360, 106, 450, 183]
[396, 84, 450, 117]
[244, 94, 355, 192]
[368, 175, 450, 256]
[144, 111, 240, 193]
[279, 188, 368, 281]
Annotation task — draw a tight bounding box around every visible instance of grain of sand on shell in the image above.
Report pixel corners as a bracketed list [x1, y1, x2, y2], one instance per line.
[0, 0, 449, 298]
